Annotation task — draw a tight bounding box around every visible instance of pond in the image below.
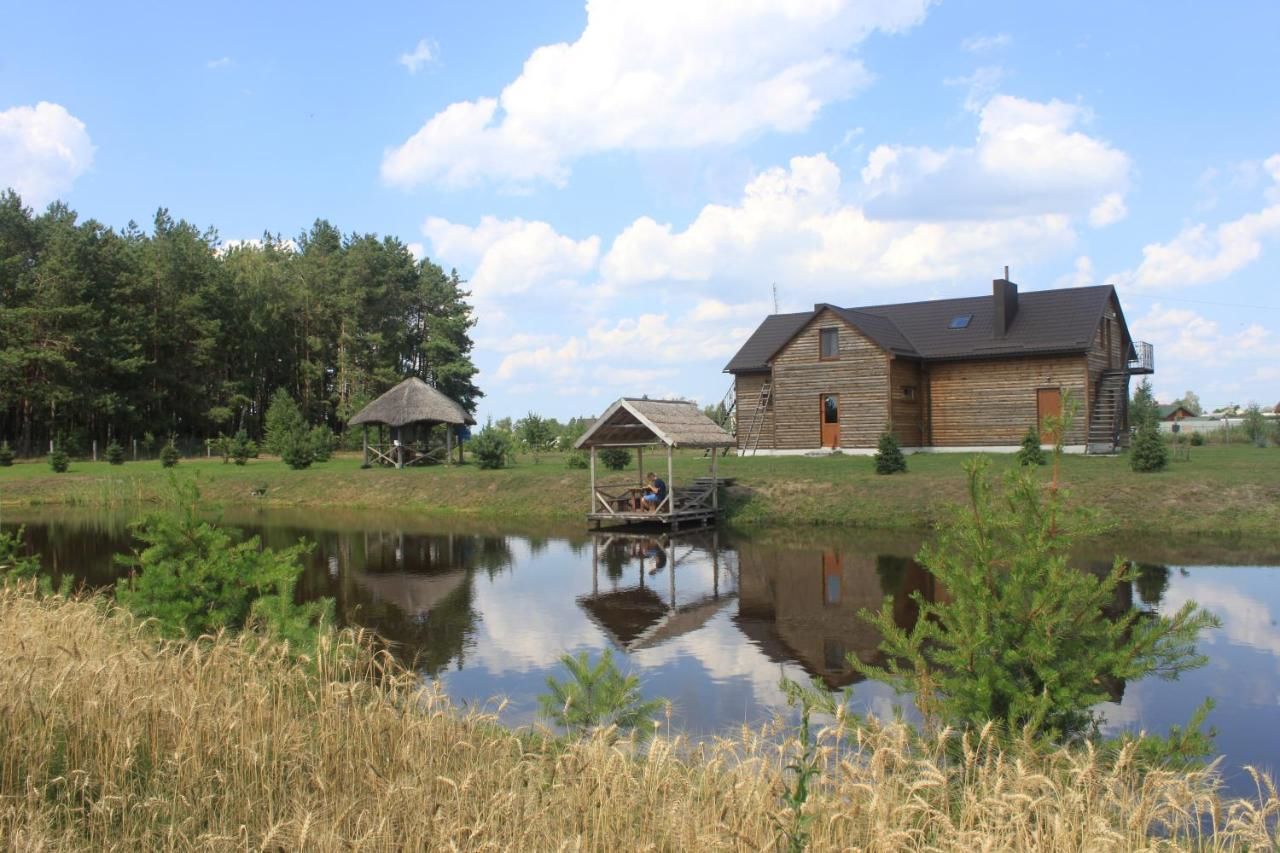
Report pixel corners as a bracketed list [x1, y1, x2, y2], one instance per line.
[4, 507, 1279, 796]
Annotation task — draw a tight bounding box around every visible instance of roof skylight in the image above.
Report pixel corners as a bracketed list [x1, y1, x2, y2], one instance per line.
[948, 314, 973, 329]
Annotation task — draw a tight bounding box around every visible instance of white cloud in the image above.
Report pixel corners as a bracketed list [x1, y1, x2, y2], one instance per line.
[381, 0, 933, 189]
[399, 39, 435, 74]
[422, 215, 600, 300]
[406, 241, 425, 260]
[1119, 152, 1280, 289]
[1088, 192, 1127, 227]
[961, 32, 1011, 52]
[861, 94, 1131, 221]
[1131, 304, 1279, 368]
[0, 102, 95, 207]
[206, 56, 233, 70]
[944, 65, 1005, 113]
[602, 151, 1077, 295]
[1052, 255, 1095, 289]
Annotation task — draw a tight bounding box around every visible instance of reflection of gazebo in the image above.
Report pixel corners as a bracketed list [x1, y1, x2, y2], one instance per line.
[353, 570, 468, 621]
[578, 531, 735, 652]
[349, 378, 475, 468]
[575, 399, 734, 529]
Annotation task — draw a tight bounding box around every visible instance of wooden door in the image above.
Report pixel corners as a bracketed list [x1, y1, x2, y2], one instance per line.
[820, 394, 840, 447]
[1037, 388, 1062, 443]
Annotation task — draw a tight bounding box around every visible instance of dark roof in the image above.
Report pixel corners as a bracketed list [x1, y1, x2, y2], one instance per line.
[1158, 404, 1196, 420]
[724, 285, 1118, 372]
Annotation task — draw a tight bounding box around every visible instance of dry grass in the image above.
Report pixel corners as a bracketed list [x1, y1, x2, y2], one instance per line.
[1, 585, 1277, 852]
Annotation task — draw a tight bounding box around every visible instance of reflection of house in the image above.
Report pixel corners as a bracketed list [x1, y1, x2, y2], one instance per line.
[734, 544, 933, 688]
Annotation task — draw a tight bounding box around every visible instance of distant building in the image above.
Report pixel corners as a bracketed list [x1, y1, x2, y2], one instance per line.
[1157, 404, 1197, 421]
[725, 280, 1152, 455]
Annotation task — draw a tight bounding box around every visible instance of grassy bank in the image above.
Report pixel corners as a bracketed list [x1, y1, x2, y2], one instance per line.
[2, 444, 1279, 534]
[1, 584, 1276, 851]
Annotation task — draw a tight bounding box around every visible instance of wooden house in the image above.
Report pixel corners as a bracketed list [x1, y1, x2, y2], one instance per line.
[1158, 404, 1197, 422]
[725, 280, 1153, 454]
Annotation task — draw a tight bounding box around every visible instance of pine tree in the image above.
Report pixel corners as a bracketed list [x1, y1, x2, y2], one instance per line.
[538, 649, 664, 741]
[0, 441, 13, 467]
[160, 441, 180, 468]
[263, 388, 306, 456]
[49, 447, 69, 473]
[230, 430, 255, 466]
[1130, 419, 1168, 472]
[1131, 379, 1159, 429]
[1016, 426, 1047, 466]
[105, 440, 125, 465]
[874, 431, 907, 474]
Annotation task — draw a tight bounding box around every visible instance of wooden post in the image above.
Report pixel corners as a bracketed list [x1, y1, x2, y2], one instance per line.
[637, 447, 644, 489]
[668, 542, 676, 604]
[590, 446, 597, 515]
[711, 444, 719, 513]
[92, 440, 97, 462]
[362, 425, 369, 466]
[592, 537, 599, 596]
[666, 444, 675, 522]
[133, 438, 138, 461]
[446, 425, 453, 465]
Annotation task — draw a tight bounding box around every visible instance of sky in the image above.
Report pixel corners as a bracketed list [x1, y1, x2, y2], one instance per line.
[3, 0, 1279, 421]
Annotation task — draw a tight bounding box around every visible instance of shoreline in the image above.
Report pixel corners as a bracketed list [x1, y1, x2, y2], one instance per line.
[2, 444, 1279, 537]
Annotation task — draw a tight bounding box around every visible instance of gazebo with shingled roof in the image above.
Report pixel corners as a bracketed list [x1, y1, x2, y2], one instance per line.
[574, 398, 734, 529]
[349, 377, 475, 468]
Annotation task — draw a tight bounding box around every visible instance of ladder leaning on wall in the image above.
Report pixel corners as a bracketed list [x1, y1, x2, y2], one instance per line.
[738, 380, 772, 456]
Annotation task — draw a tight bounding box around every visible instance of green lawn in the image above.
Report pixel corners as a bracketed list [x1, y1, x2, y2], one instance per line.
[1, 444, 1278, 535]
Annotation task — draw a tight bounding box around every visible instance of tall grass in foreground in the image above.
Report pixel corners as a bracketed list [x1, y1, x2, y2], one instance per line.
[1, 585, 1276, 851]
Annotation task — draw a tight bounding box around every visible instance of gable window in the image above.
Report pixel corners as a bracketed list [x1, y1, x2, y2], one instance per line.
[819, 327, 839, 360]
[949, 314, 973, 329]
[902, 385, 916, 401]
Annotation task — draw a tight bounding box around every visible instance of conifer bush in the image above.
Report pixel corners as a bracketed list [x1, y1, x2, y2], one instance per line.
[307, 425, 334, 463]
[1129, 420, 1168, 473]
[470, 424, 513, 470]
[264, 389, 306, 456]
[873, 431, 906, 475]
[48, 447, 69, 473]
[160, 442, 180, 468]
[538, 649, 664, 741]
[231, 430, 255, 465]
[566, 449, 589, 469]
[281, 437, 313, 470]
[599, 447, 632, 471]
[105, 440, 126, 465]
[0, 440, 13, 467]
[1016, 426, 1047, 466]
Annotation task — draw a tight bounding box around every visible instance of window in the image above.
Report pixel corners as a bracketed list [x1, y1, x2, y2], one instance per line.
[949, 314, 973, 329]
[902, 385, 916, 401]
[819, 327, 839, 360]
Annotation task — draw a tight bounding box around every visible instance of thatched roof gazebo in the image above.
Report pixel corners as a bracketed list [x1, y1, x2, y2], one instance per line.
[349, 377, 475, 468]
[574, 398, 734, 529]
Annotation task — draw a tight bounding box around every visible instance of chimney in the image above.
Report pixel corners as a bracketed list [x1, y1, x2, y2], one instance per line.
[993, 278, 1018, 338]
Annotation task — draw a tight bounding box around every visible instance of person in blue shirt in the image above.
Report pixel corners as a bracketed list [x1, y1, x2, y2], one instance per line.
[640, 472, 667, 511]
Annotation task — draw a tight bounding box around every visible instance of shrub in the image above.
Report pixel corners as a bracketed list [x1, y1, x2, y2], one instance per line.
[0, 441, 13, 467]
[210, 434, 232, 463]
[160, 442, 180, 468]
[1242, 403, 1267, 448]
[1189, 431, 1205, 447]
[115, 481, 330, 646]
[566, 450, 589, 469]
[281, 436, 313, 470]
[48, 448, 69, 473]
[1130, 419, 1168, 473]
[538, 649, 664, 741]
[470, 424, 513, 470]
[105, 440, 126, 465]
[307, 425, 334, 463]
[0, 526, 40, 582]
[1016, 426, 1047, 466]
[231, 430, 255, 465]
[599, 447, 632, 471]
[516, 412, 555, 463]
[873, 431, 906, 475]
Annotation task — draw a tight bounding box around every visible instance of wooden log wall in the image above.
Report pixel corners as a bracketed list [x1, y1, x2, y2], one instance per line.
[770, 309, 889, 449]
[889, 358, 924, 446]
[928, 354, 1090, 446]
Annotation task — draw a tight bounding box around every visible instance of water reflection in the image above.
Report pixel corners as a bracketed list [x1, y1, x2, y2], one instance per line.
[3, 509, 1279, 795]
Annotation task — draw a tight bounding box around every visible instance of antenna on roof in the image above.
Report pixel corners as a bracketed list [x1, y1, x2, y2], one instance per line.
[772, 282, 779, 314]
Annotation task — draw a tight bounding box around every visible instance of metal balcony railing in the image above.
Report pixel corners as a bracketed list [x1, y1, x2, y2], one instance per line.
[1128, 341, 1154, 374]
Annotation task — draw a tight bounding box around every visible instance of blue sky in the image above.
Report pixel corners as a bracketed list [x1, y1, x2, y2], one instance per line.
[4, 0, 1279, 420]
